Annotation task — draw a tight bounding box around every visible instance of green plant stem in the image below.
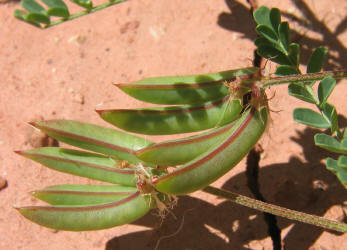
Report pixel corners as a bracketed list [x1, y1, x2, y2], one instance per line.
[260, 70, 347, 88]
[203, 186, 347, 233]
[43, 0, 127, 29]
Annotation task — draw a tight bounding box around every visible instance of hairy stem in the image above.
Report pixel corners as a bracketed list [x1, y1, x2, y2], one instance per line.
[43, 0, 127, 29]
[261, 70, 347, 88]
[202, 185, 347, 233]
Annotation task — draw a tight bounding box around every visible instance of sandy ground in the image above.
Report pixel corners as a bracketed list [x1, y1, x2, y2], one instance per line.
[0, 0, 346, 249]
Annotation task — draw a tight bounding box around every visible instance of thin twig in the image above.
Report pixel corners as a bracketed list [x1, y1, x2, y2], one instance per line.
[202, 186, 347, 233]
[261, 70, 347, 88]
[43, 0, 128, 29]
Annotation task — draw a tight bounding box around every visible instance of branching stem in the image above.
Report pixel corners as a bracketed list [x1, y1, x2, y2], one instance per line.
[260, 70, 347, 88]
[43, 0, 127, 29]
[202, 185, 347, 233]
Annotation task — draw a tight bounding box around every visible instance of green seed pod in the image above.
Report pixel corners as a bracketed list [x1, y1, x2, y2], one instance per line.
[15, 147, 137, 186]
[136, 122, 236, 166]
[29, 120, 154, 164]
[16, 192, 153, 231]
[116, 67, 256, 104]
[97, 97, 243, 135]
[153, 107, 268, 195]
[32, 184, 138, 205]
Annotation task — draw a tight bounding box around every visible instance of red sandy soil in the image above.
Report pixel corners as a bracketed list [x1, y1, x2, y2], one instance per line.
[0, 0, 346, 249]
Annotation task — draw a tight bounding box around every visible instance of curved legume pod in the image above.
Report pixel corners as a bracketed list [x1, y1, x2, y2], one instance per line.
[29, 120, 154, 164]
[15, 147, 137, 186]
[32, 184, 138, 205]
[16, 191, 152, 231]
[97, 97, 242, 135]
[153, 107, 268, 194]
[136, 122, 236, 166]
[116, 67, 256, 105]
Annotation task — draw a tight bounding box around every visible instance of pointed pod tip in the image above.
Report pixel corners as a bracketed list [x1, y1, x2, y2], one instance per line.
[30, 190, 38, 196]
[95, 109, 105, 116]
[27, 121, 42, 131]
[27, 121, 40, 128]
[14, 150, 23, 155]
[13, 205, 21, 210]
[13, 205, 32, 214]
[95, 109, 105, 115]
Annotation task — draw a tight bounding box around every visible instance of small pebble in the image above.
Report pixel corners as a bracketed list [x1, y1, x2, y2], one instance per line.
[72, 92, 85, 104]
[68, 35, 87, 45]
[312, 179, 328, 191]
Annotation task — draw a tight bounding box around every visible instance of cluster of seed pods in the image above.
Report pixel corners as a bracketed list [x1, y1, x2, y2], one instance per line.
[16, 67, 268, 231]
